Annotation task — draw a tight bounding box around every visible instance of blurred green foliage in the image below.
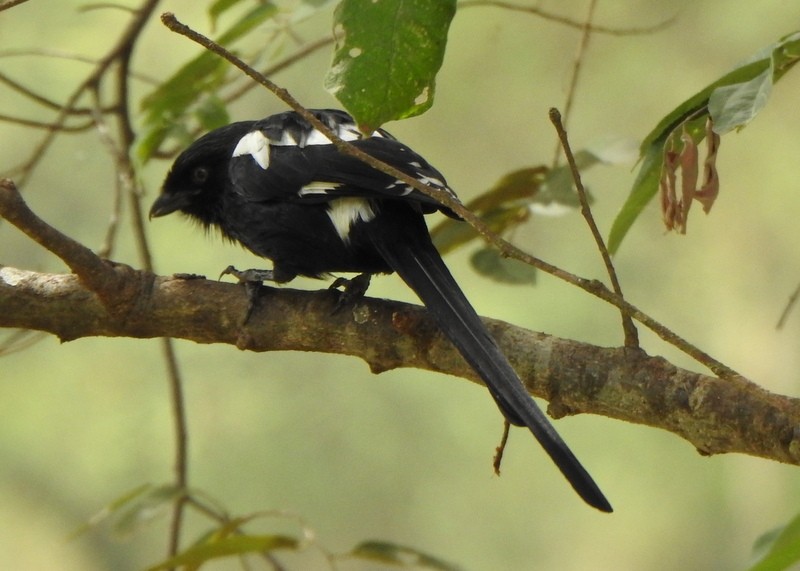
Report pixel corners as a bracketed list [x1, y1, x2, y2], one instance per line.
[3, 1, 800, 570]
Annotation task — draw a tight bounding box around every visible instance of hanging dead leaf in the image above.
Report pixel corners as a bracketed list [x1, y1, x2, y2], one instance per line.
[659, 118, 722, 234]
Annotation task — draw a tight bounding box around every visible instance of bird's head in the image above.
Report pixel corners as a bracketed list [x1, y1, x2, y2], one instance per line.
[149, 121, 256, 226]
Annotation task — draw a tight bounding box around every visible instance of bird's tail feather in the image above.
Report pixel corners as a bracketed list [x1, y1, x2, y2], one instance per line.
[367, 224, 611, 512]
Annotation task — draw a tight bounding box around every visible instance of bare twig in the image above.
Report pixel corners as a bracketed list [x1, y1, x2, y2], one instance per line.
[222, 36, 334, 107]
[458, 0, 676, 36]
[79, 3, 138, 13]
[160, 12, 738, 380]
[0, 71, 91, 113]
[4, 1, 189, 561]
[551, 0, 597, 168]
[0, 329, 46, 356]
[0, 0, 30, 12]
[0, 179, 125, 300]
[777, 281, 800, 329]
[0, 113, 94, 131]
[88, 87, 123, 258]
[549, 108, 639, 348]
[104, 3, 189, 562]
[492, 421, 511, 475]
[7, 0, 160, 186]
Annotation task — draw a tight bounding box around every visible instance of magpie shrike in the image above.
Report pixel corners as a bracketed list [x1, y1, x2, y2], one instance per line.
[150, 109, 611, 512]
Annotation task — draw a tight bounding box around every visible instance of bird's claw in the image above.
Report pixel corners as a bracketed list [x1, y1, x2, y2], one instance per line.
[219, 265, 276, 283]
[219, 265, 275, 324]
[329, 273, 372, 313]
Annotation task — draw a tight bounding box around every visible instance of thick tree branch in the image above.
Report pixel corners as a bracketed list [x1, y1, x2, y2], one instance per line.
[3, 176, 800, 468]
[2, 263, 800, 467]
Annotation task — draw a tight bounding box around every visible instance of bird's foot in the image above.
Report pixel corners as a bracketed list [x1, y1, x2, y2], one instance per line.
[219, 265, 275, 324]
[329, 273, 372, 313]
[219, 265, 277, 283]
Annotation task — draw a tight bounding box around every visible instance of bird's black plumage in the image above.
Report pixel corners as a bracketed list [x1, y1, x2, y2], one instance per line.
[150, 109, 611, 512]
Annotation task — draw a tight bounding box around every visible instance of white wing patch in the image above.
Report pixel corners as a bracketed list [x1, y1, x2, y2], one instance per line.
[298, 181, 342, 196]
[327, 198, 375, 243]
[416, 174, 446, 189]
[232, 130, 270, 170]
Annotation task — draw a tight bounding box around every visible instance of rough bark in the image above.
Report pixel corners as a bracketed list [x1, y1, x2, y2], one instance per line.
[3, 264, 800, 466]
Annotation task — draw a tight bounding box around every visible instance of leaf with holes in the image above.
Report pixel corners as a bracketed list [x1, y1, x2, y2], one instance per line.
[324, 0, 456, 132]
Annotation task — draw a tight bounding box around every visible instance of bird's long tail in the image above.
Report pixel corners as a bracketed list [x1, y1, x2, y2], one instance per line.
[366, 218, 612, 513]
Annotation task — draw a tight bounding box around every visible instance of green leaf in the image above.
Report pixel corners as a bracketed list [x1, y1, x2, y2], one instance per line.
[112, 484, 183, 539]
[350, 540, 463, 571]
[431, 167, 546, 255]
[609, 31, 800, 253]
[470, 247, 536, 284]
[194, 95, 231, 132]
[136, 3, 278, 162]
[324, 0, 456, 132]
[68, 483, 154, 540]
[607, 141, 664, 254]
[535, 149, 599, 212]
[209, 0, 244, 29]
[746, 513, 800, 571]
[708, 66, 772, 134]
[431, 153, 606, 257]
[146, 534, 298, 571]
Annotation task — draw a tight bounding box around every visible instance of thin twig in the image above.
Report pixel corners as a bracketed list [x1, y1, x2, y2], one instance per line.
[0, 179, 124, 300]
[0, 113, 94, 131]
[0, 71, 114, 115]
[0, 0, 30, 12]
[551, 0, 597, 168]
[549, 108, 639, 347]
[8, 0, 160, 187]
[458, 0, 676, 36]
[108, 3, 189, 562]
[492, 420, 511, 475]
[0, 330, 46, 356]
[79, 3, 138, 13]
[160, 12, 737, 379]
[222, 36, 334, 106]
[163, 340, 189, 561]
[88, 87, 123, 259]
[777, 281, 800, 329]
[8, 0, 191, 560]
[0, 49, 160, 85]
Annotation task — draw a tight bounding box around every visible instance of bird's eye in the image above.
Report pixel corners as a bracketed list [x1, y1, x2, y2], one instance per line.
[192, 167, 210, 185]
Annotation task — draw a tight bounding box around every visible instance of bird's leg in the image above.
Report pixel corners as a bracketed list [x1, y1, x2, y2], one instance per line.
[219, 265, 280, 324]
[329, 273, 372, 313]
[219, 265, 279, 283]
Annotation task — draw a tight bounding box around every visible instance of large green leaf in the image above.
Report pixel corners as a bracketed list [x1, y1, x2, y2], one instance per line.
[324, 0, 456, 132]
[608, 31, 800, 253]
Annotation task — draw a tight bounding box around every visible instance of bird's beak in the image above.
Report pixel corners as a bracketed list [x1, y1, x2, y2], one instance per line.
[149, 192, 186, 219]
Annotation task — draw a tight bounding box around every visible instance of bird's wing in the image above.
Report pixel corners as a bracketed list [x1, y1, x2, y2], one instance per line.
[227, 110, 459, 217]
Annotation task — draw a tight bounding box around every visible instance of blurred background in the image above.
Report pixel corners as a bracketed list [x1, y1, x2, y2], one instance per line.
[2, 0, 800, 569]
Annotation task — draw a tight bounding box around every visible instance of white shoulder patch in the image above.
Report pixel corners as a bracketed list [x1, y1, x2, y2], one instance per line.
[302, 129, 334, 146]
[288, 122, 364, 147]
[327, 198, 375, 243]
[232, 130, 270, 170]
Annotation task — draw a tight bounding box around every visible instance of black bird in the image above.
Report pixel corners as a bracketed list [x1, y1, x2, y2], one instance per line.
[150, 109, 611, 512]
